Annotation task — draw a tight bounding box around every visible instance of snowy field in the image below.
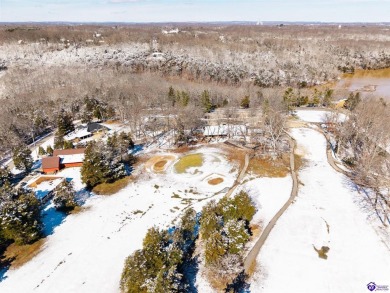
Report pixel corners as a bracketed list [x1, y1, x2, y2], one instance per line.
[295, 109, 347, 123]
[0, 147, 238, 293]
[196, 175, 293, 293]
[251, 127, 390, 293]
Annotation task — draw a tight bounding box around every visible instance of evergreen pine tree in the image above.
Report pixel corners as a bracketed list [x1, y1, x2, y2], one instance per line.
[38, 146, 46, 156]
[201, 90, 213, 113]
[223, 219, 250, 254]
[0, 167, 12, 187]
[0, 186, 42, 245]
[46, 145, 54, 156]
[81, 142, 110, 188]
[181, 91, 190, 107]
[57, 109, 74, 136]
[120, 250, 148, 293]
[53, 180, 78, 211]
[54, 133, 65, 149]
[204, 230, 226, 265]
[13, 145, 33, 172]
[240, 96, 250, 108]
[168, 86, 176, 107]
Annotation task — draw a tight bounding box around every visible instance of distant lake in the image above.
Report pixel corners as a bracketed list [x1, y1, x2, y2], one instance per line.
[336, 68, 390, 100]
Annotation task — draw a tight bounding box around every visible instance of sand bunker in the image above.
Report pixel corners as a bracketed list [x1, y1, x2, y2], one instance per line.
[145, 155, 176, 173]
[208, 177, 224, 185]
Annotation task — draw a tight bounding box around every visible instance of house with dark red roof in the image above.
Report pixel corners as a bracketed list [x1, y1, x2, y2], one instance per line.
[42, 148, 86, 174]
[41, 156, 60, 174]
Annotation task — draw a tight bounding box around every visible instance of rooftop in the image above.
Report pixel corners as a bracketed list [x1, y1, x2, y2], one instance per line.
[53, 148, 86, 157]
[42, 156, 60, 169]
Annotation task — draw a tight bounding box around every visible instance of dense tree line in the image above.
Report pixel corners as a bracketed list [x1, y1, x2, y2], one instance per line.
[0, 183, 42, 246]
[330, 99, 390, 224]
[120, 208, 197, 293]
[199, 191, 256, 283]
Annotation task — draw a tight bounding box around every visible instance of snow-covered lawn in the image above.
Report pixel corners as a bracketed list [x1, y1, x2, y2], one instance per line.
[196, 175, 293, 293]
[0, 147, 238, 293]
[295, 109, 347, 123]
[251, 128, 390, 293]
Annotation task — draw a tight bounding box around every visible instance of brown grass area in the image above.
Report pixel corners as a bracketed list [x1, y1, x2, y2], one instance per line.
[287, 119, 308, 128]
[294, 154, 304, 171]
[206, 270, 234, 292]
[250, 223, 262, 239]
[248, 154, 290, 177]
[4, 239, 46, 269]
[104, 119, 120, 124]
[171, 145, 191, 154]
[208, 177, 224, 185]
[92, 176, 132, 195]
[246, 259, 258, 277]
[28, 176, 63, 188]
[225, 147, 247, 170]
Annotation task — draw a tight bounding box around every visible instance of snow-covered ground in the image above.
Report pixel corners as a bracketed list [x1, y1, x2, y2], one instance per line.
[196, 175, 293, 293]
[295, 109, 347, 123]
[251, 127, 390, 293]
[0, 147, 238, 293]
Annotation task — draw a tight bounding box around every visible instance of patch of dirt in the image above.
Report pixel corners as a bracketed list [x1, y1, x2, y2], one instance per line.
[313, 245, 330, 260]
[208, 177, 224, 185]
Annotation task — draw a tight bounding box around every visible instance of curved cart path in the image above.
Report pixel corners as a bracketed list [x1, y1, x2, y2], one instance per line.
[244, 135, 298, 273]
[250, 127, 390, 293]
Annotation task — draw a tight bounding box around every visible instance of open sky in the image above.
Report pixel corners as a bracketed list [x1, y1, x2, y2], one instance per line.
[0, 0, 390, 23]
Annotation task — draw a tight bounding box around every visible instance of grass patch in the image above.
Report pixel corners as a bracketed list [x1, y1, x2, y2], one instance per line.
[154, 184, 159, 189]
[174, 153, 203, 173]
[226, 148, 246, 170]
[248, 154, 290, 177]
[171, 193, 181, 199]
[294, 154, 304, 171]
[313, 245, 330, 260]
[208, 177, 224, 185]
[133, 210, 143, 215]
[92, 176, 132, 195]
[246, 259, 258, 277]
[3, 238, 46, 269]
